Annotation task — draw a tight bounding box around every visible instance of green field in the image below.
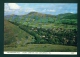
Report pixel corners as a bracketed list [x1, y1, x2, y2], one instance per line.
[28, 23, 77, 29]
[4, 44, 77, 52]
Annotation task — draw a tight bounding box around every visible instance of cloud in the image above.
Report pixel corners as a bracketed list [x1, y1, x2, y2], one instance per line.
[4, 3, 10, 11]
[41, 9, 47, 12]
[25, 8, 36, 12]
[47, 10, 56, 12]
[41, 9, 56, 12]
[8, 3, 20, 10]
[4, 3, 21, 15]
[70, 12, 74, 13]
[4, 3, 15, 13]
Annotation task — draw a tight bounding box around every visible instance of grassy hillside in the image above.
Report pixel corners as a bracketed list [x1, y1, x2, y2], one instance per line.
[4, 20, 34, 46]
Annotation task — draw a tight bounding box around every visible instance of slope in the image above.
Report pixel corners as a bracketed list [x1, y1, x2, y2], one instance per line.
[4, 19, 34, 46]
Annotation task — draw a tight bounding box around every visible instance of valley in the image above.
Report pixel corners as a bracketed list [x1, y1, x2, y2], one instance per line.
[4, 12, 77, 52]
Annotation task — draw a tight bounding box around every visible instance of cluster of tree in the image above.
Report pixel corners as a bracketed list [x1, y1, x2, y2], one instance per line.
[60, 19, 77, 25]
[62, 14, 77, 19]
[9, 21, 19, 26]
[5, 12, 77, 26]
[19, 25, 77, 46]
[57, 13, 77, 19]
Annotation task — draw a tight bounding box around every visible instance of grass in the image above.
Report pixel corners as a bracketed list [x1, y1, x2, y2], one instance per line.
[28, 22, 77, 30]
[4, 44, 77, 52]
[4, 20, 34, 44]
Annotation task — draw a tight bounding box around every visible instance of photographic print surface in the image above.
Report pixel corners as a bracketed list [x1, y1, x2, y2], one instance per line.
[4, 3, 77, 54]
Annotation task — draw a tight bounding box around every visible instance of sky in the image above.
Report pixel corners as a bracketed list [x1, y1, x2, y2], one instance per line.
[4, 3, 77, 15]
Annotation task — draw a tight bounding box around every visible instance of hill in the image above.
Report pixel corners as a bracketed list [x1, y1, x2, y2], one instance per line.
[4, 12, 77, 20]
[4, 20, 34, 46]
[4, 12, 77, 25]
[57, 13, 77, 19]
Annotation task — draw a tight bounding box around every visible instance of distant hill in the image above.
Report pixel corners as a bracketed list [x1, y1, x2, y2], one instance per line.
[57, 13, 77, 19]
[27, 12, 56, 18]
[4, 12, 77, 23]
